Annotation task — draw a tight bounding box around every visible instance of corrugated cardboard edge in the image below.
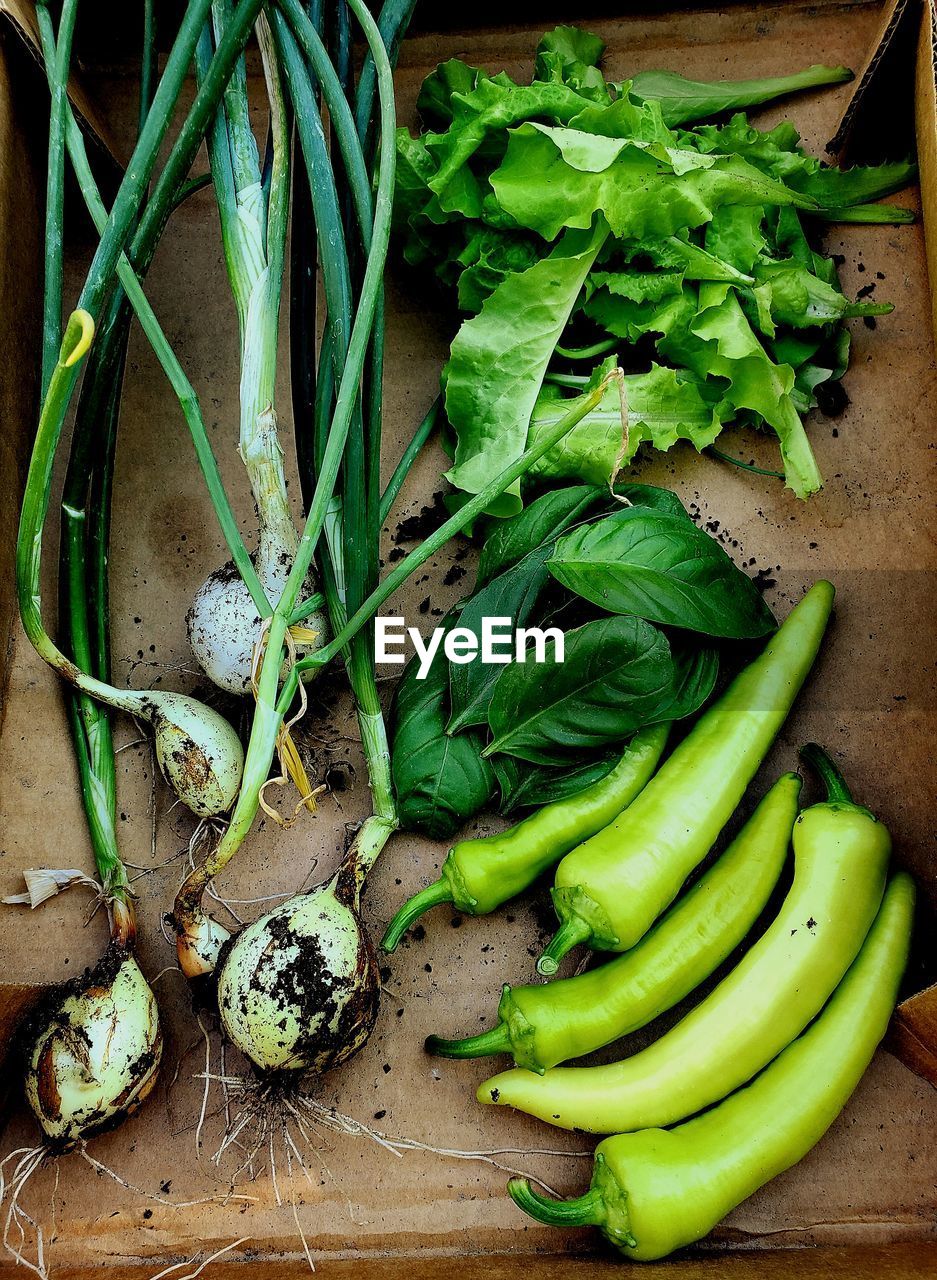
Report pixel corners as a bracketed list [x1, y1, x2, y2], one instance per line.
[828, 0, 911, 154]
[887, 0, 937, 1090]
[26, 1242, 937, 1280]
[891, 981, 937, 1087]
[916, 0, 937, 339]
[0, 0, 122, 162]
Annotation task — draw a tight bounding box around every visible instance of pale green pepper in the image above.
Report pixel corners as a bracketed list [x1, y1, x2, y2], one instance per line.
[427, 772, 799, 1072]
[482, 744, 891, 1130]
[538, 580, 835, 974]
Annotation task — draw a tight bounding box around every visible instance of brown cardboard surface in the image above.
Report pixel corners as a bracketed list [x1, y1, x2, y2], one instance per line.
[0, 0, 122, 161]
[0, 1, 935, 1274]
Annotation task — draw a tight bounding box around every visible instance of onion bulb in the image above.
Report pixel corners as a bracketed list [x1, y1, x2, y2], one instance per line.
[187, 553, 329, 698]
[139, 691, 244, 817]
[23, 945, 162, 1148]
[216, 868, 379, 1075]
[173, 906, 233, 981]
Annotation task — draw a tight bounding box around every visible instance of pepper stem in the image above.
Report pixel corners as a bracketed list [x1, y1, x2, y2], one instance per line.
[425, 1022, 511, 1060]
[507, 1177, 606, 1228]
[800, 742, 853, 804]
[537, 915, 592, 976]
[380, 879, 453, 952]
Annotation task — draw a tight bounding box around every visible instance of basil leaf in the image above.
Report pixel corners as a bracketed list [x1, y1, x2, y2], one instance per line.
[548, 507, 776, 639]
[477, 482, 689, 588]
[392, 622, 495, 838]
[447, 543, 554, 732]
[652, 644, 719, 723]
[477, 485, 599, 585]
[486, 615, 674, 763]
[495, 750, 620, 814]
[606, 483, 689, 519]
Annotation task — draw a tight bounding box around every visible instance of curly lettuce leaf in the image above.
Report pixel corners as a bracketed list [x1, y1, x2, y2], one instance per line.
[590, 267, 686, 305]
[535, 25, 610, 102]
[685, 283, 822, 496]
[584, 279, 697, 343]
[528, 363, 724, 484]
[747, 260, 892, 331]
[584, 277, 823, 495]
[639, 232, 755, 284]
[426, 79, 598, 209]
[417, 58, 484, 127]
[454, 227, 542, 312]
[626, 64, 853, 126]
[704, 204, 768, 273]
[393, 128, 438, 233]
[490, 122, 819, 242]
[690, 114, 809, 179]
[443, 219, 608, 514]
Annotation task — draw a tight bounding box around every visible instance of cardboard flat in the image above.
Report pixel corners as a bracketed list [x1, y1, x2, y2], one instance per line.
[0, 0, 122, 161]
[0, 0, 935, 1273]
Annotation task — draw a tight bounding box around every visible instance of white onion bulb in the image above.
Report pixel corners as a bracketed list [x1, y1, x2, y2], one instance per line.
[216, 872, 379, 1075]
[24, 947, 162, 1147]
[187, 553, 329, 697]
[143, 691, 244, 817]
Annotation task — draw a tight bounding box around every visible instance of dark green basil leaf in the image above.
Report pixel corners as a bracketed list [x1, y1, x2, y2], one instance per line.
[486, 615, 673, 764]
[495, 749, 620, 814]
[652, 644, 719, 723]
[478, 482, 688, 589]
[477, 485, 598, 586]
[392, 622, 495, 838]
[548, 508, 776, 639]
[605, 483, 689, 519]
[447, 543, 554, 733]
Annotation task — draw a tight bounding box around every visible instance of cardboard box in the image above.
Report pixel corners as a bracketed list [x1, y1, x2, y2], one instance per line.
[0, 0, 935, 1274]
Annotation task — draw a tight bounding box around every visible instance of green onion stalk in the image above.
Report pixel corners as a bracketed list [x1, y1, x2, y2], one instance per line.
[186, 6, 329, 698]
[170, 31, 622, 1090]
[203, 358, 630, 1075]
[172, 0, 405, 1032]
[0, 11, 164, 1205]
[15, 0, 272, 825]
[170, 0, 631, 1087]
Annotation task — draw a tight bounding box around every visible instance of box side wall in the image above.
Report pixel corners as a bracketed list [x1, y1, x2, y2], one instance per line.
[0, 1, 934, 1273]
[0, 22, 41, 724]
[918, 0, 937, 339]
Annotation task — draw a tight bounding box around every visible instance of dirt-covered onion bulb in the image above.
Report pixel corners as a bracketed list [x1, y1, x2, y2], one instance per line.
[142, 691, 244, 817]
[173, 905, 233, 982]
[23, 945, 162, 1148]
[187, 554, 329, 698]
[215, 869, 379, 1075]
